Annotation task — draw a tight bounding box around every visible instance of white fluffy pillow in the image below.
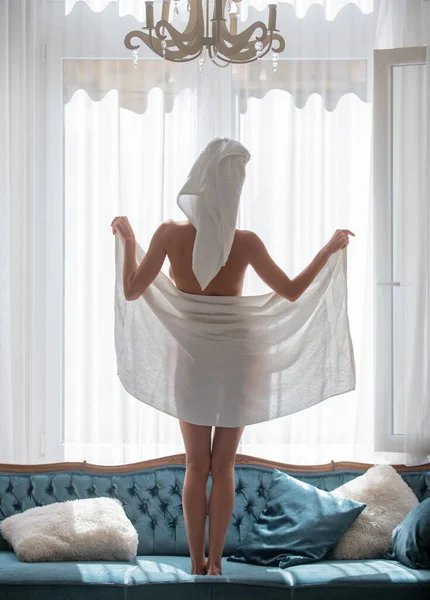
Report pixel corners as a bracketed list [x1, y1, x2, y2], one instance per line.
[329, 465, 419, 559]
[0, 497, 138, 562]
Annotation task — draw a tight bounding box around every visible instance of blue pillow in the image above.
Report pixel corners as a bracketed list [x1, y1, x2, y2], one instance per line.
[227, 469, 366, 569]
[392, 498, 430, 569]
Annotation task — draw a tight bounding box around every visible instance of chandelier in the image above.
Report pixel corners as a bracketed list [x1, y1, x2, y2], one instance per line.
[124, 0, 285, 70]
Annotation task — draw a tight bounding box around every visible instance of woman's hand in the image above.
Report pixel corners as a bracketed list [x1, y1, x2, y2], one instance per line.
[111, 216, 135, 242]
[325, 229, 355, 255]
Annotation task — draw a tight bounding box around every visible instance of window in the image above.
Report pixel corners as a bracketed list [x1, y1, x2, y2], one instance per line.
[373, 47, 427, 453]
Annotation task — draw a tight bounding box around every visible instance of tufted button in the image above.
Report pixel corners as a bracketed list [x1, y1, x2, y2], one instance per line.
[107, 484, 117, 497]
[168, 516, 178, 530]
[245, 498, 255, 514]
[27, 482, 34, 497]
[128, 484, 137, 497]
[13, 501, 22, 512]
[233, 514, 243, 529]
[150, 518, 158, 530]
[6, 482, 14, 494]
[170, 481, 181, 497]
[148, 484, 160, 497]
[235, 480, 245, 495]
[257, 483, 266, 498]
[66, 483, 76, 496]
[160, 501, 170, 515]
[139, 501, 149, 515]
[87, 484, 97, 497]
[45, 482, 55, 496]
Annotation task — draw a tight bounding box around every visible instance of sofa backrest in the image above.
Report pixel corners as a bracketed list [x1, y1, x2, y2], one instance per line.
[0, 459, 429, 556]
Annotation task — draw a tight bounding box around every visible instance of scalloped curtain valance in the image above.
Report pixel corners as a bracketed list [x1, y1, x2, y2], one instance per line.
[63, 58, 368, 114]
[60, 0, 375, 113]
[65, 0, 374, 20]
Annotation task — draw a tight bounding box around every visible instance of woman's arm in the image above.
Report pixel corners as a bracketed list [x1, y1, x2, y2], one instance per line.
[246, 229, 354, 301]
[112, 216, 168, 301]
[123, 224, 169, 301]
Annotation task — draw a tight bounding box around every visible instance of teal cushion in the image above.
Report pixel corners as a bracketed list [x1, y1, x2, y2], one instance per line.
[392, 498, 430, 569]
[227, 469, 366, 569]
[1, 553, 429, 600]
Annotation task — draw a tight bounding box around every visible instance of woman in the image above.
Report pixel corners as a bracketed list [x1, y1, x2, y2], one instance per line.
[111, 139, 354, 576]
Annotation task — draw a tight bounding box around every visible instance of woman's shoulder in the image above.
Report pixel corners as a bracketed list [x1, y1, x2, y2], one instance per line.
[234, 229, 262, 247]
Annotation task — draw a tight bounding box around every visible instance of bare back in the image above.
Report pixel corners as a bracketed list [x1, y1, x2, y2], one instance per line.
[118, 219, 347, 303]
[165, 221, 249, 297]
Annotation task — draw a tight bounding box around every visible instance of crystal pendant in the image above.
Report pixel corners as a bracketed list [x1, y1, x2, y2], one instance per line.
[199, 48, 206, 75]
[131, 48, 139, 69]
[161, 40, 167, 58]
[174, 0, 179, 15]
[272, 51, 279, 73]
[187, 0, 191, 11]
[255, 41, 263, 58]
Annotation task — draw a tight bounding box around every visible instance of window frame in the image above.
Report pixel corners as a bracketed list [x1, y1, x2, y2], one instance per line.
[373, 46, 427, 453]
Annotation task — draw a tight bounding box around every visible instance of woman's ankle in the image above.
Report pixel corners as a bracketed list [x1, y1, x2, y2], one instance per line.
[206, 563, 222, 575]
[191, 557, 207, 575]
[206, 557, 222, 575]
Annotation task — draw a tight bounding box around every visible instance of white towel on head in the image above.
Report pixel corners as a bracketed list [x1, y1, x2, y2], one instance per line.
[177, 137, 251, 290]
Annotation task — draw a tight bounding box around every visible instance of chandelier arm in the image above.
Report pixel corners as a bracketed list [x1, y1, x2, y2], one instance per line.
[212, 53, 260, 65]
[163, 47, 204, 62]
[220, 20, 268, 46]
[124, 30, 151, 51]
[216, 38, 272, 62]
[155, 19, 202, 45]
[210, 57, 234, 68]
[271, 32, 286, 54]
[208, 44, 217, 61]
[153, 21, 204, 57]
[157, 0, 203, 40]
[178, 0, 202, 37]
[211, 19, 227, 60]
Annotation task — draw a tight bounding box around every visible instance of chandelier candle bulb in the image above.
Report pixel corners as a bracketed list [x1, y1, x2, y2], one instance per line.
[230, 12, 238, 35]
[268, 4, 277, 30]
[145, 1, 155, 29]
[161, 0, 170, 22]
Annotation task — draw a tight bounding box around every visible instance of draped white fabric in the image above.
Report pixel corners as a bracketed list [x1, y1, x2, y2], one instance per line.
[1, 0, 429, 466]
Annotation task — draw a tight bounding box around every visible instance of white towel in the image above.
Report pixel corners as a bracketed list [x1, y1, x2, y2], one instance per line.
[177, 137, 251, 290]
[114, 235, 355, 427]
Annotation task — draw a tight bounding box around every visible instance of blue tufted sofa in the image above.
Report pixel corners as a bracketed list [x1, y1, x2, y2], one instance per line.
[0, 454, 429, 600]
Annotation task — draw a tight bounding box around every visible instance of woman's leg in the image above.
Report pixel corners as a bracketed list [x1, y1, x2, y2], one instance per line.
[206, 426, 245, 575]
[179, 419, 212, 575]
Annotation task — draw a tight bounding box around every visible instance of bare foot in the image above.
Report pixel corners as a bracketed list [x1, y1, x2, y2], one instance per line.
[191, 559, 208, 575]
[206, 564, 222, 576]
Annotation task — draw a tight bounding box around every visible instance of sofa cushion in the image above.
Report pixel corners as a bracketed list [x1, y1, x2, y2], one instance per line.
[392, 497, 430, 569]
[0, 551, 137, 585]
[227, 469, 366, 568]
[329, 465, 419, 560]
[0, 497, 138, 562]
[0, 552, 429, 600]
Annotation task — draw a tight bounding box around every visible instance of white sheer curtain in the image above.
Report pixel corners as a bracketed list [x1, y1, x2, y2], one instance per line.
[0, 0, 41, 464]
[1, 0, 429, 466]
[375, 0, 430, 464]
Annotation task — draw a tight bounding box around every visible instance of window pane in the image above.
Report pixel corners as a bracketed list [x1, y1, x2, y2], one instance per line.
[392, 64, 425, 435]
